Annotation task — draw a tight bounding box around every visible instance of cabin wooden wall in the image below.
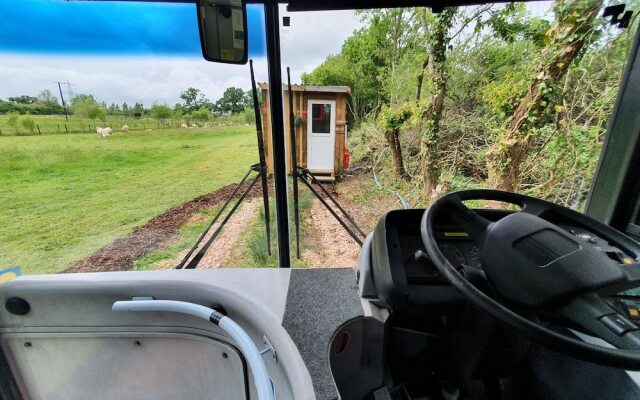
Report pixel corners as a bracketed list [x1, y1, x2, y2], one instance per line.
[260, 88, 348, 175]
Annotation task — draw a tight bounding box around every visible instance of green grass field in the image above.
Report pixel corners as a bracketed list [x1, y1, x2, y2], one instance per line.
[0, 126, 257, 274]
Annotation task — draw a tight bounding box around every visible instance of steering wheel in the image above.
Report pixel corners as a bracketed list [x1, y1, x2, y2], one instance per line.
[421, 189, 640, 370]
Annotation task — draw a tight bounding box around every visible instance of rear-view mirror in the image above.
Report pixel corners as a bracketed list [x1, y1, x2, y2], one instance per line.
[196, 0, 248, 64]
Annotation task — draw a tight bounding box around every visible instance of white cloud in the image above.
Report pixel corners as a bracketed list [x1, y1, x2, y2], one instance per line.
[280, 7, 363, 81]
[0, 9, 361, 105]
[0, 53, 269, 105]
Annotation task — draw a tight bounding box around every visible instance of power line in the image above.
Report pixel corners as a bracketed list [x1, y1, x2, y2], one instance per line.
[55, 81, 75, 121]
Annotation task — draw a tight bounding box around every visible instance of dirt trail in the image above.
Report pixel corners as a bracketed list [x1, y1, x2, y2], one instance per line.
[299, 171, 396, 268]
[174, 199, 261, 268]
[301, 198, 362, 268]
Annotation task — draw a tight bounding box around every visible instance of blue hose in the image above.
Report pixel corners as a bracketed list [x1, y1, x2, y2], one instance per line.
[371, 169, 409, 209]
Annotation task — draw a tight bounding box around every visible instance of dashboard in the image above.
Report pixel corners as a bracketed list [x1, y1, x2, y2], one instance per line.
[370, 208, 640, 313]
[397, 217, 482, 285]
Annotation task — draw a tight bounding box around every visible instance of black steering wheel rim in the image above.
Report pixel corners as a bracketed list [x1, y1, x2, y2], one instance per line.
[421, 189, 640, 370]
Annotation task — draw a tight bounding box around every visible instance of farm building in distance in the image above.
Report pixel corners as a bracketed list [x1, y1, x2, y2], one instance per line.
[259, 84, 350, 181]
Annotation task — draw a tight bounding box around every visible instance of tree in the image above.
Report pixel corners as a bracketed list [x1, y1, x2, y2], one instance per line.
[37, 90, 59, 105]
[71, 94, 96, 111]
[418, 8, 457, 199]
[71, 94, 106, 121]
[6, 112, 19, 133]
[150, 103, 173, 123]
[8, 95, 37, 104]
[245, 89, 261, 108]
[85, 104, 106, 121]
[303, 27, 385, 122]
[487, 0, 604, 192]
[214, 87, 248, 115]
[378, 103, 413, 178]
[122, 102, 130, 117]
[132, 102, 144, 116]
[180, 87, 209, 112]
[190, 106, 211, 123]
[108, 103, 121, 116]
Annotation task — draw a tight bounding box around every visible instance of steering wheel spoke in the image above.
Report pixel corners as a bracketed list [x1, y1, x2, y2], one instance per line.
[520, 201, 548, 217]
[443, 197, 491, 246]
[556, 293, 640, 350]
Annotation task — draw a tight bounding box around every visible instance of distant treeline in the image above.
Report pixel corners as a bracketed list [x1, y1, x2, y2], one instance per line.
[0, 98, 65, 115]
[1, 86, 260, 119]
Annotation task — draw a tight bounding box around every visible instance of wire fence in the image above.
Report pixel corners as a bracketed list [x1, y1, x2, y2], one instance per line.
[0, 116, 251, 136]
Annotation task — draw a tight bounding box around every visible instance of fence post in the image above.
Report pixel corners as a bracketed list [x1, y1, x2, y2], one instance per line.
[37, 124, 41, 135]
[65, 124, 69, 134]
[57, 124, 61, 132]
[0, 128, 3, 136]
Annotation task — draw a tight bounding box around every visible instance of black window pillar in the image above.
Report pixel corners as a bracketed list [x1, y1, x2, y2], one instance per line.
[263, 0, 291, 267]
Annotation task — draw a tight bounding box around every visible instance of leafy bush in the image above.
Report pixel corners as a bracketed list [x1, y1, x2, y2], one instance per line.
[243, 108, 255, 124]
[190, 107, 211, 123]
[6, 111, 19, 132]
[21, 116, 36, 134]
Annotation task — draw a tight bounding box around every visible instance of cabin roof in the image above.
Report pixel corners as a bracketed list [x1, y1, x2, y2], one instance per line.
[258, 83, 351, 94]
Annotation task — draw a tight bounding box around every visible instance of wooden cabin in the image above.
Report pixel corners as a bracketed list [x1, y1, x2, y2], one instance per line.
[259, 84, 350, 181]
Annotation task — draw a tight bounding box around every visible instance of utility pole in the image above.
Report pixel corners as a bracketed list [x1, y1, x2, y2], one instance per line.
[57, 81, 69, 121]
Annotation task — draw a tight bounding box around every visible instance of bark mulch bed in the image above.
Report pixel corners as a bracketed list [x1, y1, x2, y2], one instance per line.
[64, 180, 265, 273]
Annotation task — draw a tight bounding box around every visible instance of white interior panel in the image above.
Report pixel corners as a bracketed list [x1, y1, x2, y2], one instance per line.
[3, 332, 247, 400]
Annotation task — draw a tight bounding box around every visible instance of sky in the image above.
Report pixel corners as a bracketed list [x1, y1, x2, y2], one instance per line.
[0, 1, 552, 106]
[0, 1, 362, 105]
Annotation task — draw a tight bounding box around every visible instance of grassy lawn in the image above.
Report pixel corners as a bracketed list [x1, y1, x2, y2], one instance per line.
[0, 126, 257, 274]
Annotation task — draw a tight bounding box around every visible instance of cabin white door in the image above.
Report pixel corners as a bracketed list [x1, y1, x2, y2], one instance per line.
[306, 100, 336, 171]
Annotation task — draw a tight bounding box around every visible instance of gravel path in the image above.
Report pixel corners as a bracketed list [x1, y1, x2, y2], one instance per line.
[301, 198, 362, 268]
[175, 199, 261, 268]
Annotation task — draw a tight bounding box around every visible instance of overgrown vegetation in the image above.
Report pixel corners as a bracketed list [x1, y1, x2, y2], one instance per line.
[304, 0, 635, 209]
[243, 189, 312, 268]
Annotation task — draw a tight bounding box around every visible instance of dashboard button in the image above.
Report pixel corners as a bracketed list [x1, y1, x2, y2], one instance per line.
[600, 314, 639, 335]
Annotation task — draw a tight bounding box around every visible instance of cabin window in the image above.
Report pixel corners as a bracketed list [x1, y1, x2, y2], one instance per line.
[311, 103, 331, 131]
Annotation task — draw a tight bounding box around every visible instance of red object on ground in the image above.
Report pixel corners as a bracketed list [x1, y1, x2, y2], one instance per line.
[343, 148, 350, 169]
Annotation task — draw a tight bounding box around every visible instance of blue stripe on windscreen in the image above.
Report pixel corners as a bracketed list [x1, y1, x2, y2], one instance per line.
[0, 1, 266, 57]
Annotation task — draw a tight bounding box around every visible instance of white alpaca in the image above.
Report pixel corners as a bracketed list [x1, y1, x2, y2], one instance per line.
[180, 123, 188, 128]
[191, 123, 199, 128]
[103, 127, 112, 136]
[96, 127, 107, 138]
[121, 124, 129, 133]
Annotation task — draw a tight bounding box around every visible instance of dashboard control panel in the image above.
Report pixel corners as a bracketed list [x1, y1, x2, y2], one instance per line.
[369, 208, 640, 312]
